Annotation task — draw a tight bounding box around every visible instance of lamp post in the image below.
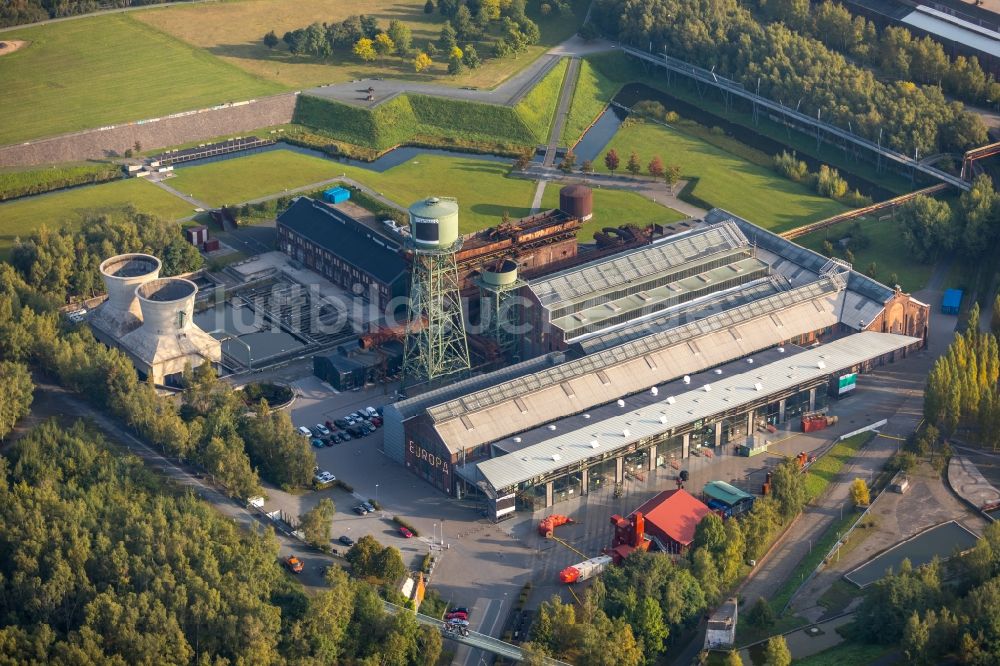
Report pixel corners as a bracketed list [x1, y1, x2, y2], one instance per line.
[375, 483, 380, 511]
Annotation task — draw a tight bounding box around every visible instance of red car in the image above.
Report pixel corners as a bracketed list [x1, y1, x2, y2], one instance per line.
[399, 526, 413, 538]
[285, 555, 304, 574]
[445, 610, 468, 621]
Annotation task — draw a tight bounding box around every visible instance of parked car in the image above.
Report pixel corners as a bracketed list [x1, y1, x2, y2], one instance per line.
[365, 406, 378, 418]
[353, 505, 368, 515]
[313, 471, 335, 485]
[399, 526, 413, 538]
[334, 418, 349, 429]
[314, 423, 330, 437]
[296, 426, 312, 437]
[361, 501, 375, 513]
[311, 438, 325, 448]
[348, 426, 364, 438]
[341, 432, 352, 441]
[449, 607, 470, 616]
[325, 420, 335, 430]
[445, 610, 468, 621]
[285, 556, 304, 574]
[371, 416, 383, 427]
[339, 535, 355, 547]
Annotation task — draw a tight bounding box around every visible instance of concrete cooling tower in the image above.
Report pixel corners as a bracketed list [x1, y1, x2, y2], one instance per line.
[118, 277, 222, 385]
[91, 253, 161, 338]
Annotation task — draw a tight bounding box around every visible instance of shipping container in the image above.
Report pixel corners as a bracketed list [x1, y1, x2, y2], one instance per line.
[942, 288, 963, 315]
[323, 187, 351, 204]
[559, 555, 612, 583]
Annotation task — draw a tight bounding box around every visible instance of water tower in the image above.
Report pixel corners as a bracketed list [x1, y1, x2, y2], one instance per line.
[475, 258, 524, 360]
[401, 197, 470, 386]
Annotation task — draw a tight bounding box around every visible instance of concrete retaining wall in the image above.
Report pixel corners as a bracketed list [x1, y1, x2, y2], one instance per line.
[0, 92, 299, 168]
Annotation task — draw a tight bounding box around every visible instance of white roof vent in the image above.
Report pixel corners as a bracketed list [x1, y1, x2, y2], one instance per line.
[747, 358, 754, 364]
[683, 375, 691, 384]
[622, 429, 630, 438]
[583, 414, 591, 419]
[714, 369, 722, 375]
[704, 384, 712, 392]
[547, 424, 557, 431]
[666, 396, 676, 405]
[659, 415, 668, 425]
[590, 440, 599, 448]
[817, 360, 826, 370]
[617, 399, 626, 407]
[521, 456, 529, 461]
[650, 386, 659, 396]
[552, 454, 561, 461]
[778, 347, 785, 353]
[513, 437, 522, 443]
[754, 382, 763, 392]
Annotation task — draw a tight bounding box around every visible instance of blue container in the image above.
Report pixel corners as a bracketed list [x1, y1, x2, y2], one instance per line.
[941, 288, 963, 315]
[323, 187, 350, 204]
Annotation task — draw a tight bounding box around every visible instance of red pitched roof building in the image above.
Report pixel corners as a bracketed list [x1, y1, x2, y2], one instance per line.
[632, 489, 711, 554]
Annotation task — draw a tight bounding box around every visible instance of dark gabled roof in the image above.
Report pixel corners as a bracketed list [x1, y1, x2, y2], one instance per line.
[278, 197, 407, 284]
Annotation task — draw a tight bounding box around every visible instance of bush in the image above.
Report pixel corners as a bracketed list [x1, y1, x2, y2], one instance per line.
[368, 498, 381, 510]
[241, 382, 293, 407]
[392, 516, 420, 536]
[773, 150, 809, 182]
[335, 479, 354, 493]
[421, 552, 433, 573]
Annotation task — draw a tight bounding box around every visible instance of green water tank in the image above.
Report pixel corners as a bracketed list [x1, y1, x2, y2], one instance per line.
[408, 196, 459, 249]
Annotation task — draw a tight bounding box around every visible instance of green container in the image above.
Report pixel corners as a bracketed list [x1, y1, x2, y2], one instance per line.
[408, 196, 459, 249]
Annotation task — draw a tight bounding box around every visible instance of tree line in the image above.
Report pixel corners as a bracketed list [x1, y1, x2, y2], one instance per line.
[265, 0, 543, 76]
[528, 458, 808, 664]
[898, 174, 1000, 264]
[0, 421, 441, 665]
[0, 0, 182, 28]
[592, 0, 988, 157]
[761, 0, 1000, 109]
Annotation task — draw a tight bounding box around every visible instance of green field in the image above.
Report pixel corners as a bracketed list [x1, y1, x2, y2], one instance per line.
[562, 58, 621, 145]
[514, 59, 569, 143]
[0, 178, 195, 257]
[597, 121, 847, 232]
[0, 15, 282, 145]
[168, 150, 341, 207]
[541, 186, 686, 242]
[795, 217, 934, 292]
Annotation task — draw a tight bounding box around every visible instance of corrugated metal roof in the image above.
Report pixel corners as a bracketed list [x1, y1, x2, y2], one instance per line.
[703, 480, 754, 505]
[902, 6, 1000, 59]
[431, 279, 848, 453]
[473, 332, 918, 490]
[529, 221, 749, 307]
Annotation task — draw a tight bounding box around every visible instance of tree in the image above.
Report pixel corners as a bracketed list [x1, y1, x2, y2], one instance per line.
[957, 174, 1000, 258]
[300, 498, 336, 548]
[514, 151, 532, 171]
[626, 150, 641, 176]
[723, 650, 744, 666]
[346, 535, 382, 577]
[582, 159, 594, 173]
[763, 635, 791, 666]
[353, 37, 376, 62]
[559, 150, 576, 173]
[992, 294, 1000, 338]
[851, 478, 870, 506]
[664, 164, 681, 194]
[0, 361, 33, 440]
[902, 611, 931, 664]
[387, 20, 411, 56]
[481, 0, 501, 20]
[413, 52, 432, 72]
[462, 43, 481, 69]
[770, 458, 806, 521]
[375, 545, 408, 584]
[604, 148, 620, 174]
[424, 0, 435, 13]
[263, 30, 279, 48]
[447, 54, 465, 75]
[453, 4, 475, 40]
[747, 597, 775, 628]
[648, 155, 665, 178]
[438, 21, 457, 52]
[374, 33, 395, 60]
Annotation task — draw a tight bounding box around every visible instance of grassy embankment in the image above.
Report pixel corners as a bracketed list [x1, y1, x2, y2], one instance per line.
[567, 52, 914, 196]
[0, 163, 121, 201]
[137, 0, 587, 91]
[0, 179, 195, 258]
[289, 58, 568, 158]
[596, 120, 847, 232]
[0, 14, 282, 145]
[794, 218, 934, 293]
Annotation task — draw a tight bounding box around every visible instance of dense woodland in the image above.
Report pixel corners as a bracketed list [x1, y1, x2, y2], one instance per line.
[898, 174, 1000, 263]
[0, 0, 183, 27]
[0, 422, 441, 665]
[592, 0, 988, 156]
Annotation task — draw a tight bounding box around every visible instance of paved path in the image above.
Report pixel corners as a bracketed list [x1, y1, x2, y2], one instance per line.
[305, 37, 613, 110]
[520, 166, 706, 218]
[150, 178, 212, 211]
[531, 56, 582, 211]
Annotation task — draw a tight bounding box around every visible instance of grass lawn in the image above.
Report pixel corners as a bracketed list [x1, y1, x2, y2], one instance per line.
[791, 642, 893, 666]
[541, 186, 687, 242]
[136, 0, 587, 91]
[795, 217, 934, 293]
[804, 433, 874, 503]
[0, 178, 195, 257]
[596, 121, 847, 232]
[562, 57, 621, 145]
[168, 150, 342, 207]
[168, 149, 536, 233]
[515, 58, 569, 143]
[0, 14, 282, 145]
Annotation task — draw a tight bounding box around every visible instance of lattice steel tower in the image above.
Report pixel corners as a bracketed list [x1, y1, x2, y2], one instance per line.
[475, 259, 525, 361]
[402, 197, 470, 386]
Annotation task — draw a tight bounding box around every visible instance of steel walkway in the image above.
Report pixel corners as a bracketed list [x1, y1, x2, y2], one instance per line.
[382, 600, 572, 665]
[620, 45, 972, 191]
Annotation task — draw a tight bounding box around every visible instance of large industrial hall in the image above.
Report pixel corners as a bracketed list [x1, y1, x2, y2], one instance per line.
[384, 208, 929, 520]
